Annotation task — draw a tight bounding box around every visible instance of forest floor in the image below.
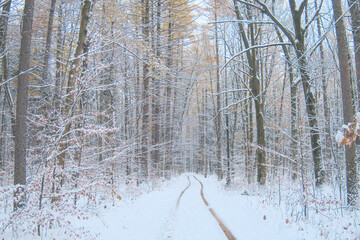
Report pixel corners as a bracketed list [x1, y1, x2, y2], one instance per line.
[3, 174, 360, 239]
[67, 174, 360, 239]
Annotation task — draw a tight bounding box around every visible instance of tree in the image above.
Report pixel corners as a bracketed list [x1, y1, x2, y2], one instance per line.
[41, 0, 56, 95]
[214, 0, 223, 180]
[232, 0, 267, 184]
[0, 0, 12, 171]
[348, 0, 360, 109]
[140, 0, 151, 182]
[332, 0, 358, 206]
[238, 0, 325, 186]
[14, 0, 35, 210]
[56, 0, 92, 190]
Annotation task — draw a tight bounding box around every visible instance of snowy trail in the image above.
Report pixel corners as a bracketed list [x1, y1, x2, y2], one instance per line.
[10, 174, 360, 239]
[81, 174, 324, 240]
[193, 176, 236, 240]
[170, 175, 228, 240]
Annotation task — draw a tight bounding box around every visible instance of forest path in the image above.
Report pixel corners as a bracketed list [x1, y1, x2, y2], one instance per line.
[193, 176, 237, 240]
[80, 174, 304, 240]
[165, 175, 235, 240]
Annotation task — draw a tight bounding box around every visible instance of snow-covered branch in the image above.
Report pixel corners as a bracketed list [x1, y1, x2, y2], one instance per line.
[221, 43, 292, 72]
[335, 112, 360, 146]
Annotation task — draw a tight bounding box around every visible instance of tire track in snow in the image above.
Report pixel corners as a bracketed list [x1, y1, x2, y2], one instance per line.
[176, 176, 191, 208]
[162, 176, 191, 239]
[193, 176, 237, 240]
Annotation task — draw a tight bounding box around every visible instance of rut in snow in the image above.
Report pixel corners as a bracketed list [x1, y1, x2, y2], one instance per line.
[193, 176, 237, 240]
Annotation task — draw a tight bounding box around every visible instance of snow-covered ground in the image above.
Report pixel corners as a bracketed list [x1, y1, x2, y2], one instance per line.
[71, 175, 360, 239]
[3, 174, 360, 239]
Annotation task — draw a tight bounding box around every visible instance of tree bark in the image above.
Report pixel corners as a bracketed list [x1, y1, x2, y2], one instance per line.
[290, 0, 325, 187]
[164, 7, 173, 179]
[14, 0, 35, 210]
[348, 0, 360, 110]
[214, 3, 223, 180]
[0, 0, 12, 170]
[275, 27, 299, 181]
[151, 0, 161, 176]
[237, 0, 325, 186]
[42, 0, 56, 96]
[57, 0, 92, 187]
[140, 0, 151, 182]
[233, 0, 266, 184]
[53, 1, 63, 111]
[332, 0, 358, 205]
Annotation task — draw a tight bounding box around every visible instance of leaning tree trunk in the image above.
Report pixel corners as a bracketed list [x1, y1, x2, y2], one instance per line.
[14, 0, 35, 211]
[333, 0, 358, 206]
[56, 0, 92, 189]
[289, 0, 325, 187]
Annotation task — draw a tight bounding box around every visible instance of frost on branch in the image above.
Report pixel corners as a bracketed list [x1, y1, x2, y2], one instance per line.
[336, 113, 360, 146]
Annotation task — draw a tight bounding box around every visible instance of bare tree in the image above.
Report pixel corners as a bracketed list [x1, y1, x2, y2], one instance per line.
[238, 0, 325, 186]
[232, 0, 267, 184]
[0, 0, 12, 171]
[42, 0, 56, 91]
[348, 0, 360, 109]
[140, 0, 151, 182]
[56, 0, 92, 189]
[214, 0, 223, 180]
[14, 0, 35, 210]
[332, 0, 358, 206]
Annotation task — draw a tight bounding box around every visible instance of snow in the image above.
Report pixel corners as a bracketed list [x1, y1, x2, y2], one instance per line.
[342, 124, 350, 132]
[3, 174, 360, 239]
[77, 175, 360, 239]
[335, 130, 345, 144]
[355, 112, 360, 122]
[171, 177, 226, 240]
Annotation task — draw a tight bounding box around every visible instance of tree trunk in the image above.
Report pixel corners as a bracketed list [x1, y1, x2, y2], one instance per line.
[289, 0, 325, 186]
[53, 1, 63, 111]
[332, 0, 358, 205]
[275, 27, 299, 181]
[42, 0, 56, 97]
[214, 4, 222, 180]
[315, 0, 332, 153]
[14, 0, 35, 211]
[348, 0, 360, 110]
[151, 0, 161, 176]
[164, 7, 173, 179]
[56, 0, 92, 188]
[140, 0, 151, 182]
[0, 0, 12, 170]
[238, 0, 325, 186]
[233, 0, 266, 184]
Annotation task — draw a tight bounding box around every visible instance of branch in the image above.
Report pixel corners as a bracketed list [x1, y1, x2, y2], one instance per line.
[237, 0, 263, 11]
[221, 42, 292, 72]
[306, 1, 356, 57]
[214, 89, 249, 96]
[208, 20, 275, 25]
[298, 0, 308, 16]
[252, 0, 296, 45]
[304, 0, 324, 31]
